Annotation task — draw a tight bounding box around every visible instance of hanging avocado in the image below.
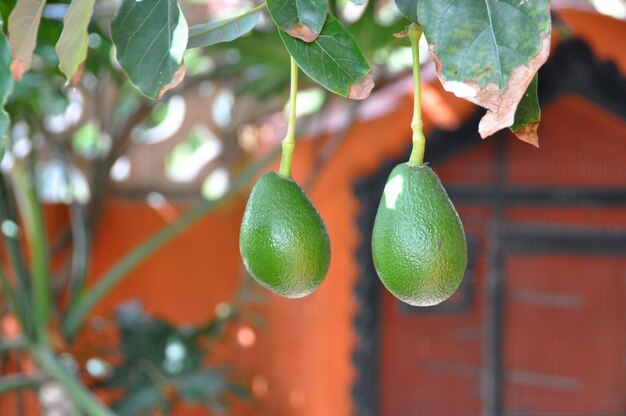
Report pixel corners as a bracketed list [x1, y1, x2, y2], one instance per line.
[240, 172, 330, 298]
[371, 163, 466, 306]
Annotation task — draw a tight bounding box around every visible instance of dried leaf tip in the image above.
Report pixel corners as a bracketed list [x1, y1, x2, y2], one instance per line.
[157, 63, 186, 99]
[513, 123, 540, 147]
[348, 71, 375, 100]
[10, 60, 26, 80]
[475, 34, 550, 139]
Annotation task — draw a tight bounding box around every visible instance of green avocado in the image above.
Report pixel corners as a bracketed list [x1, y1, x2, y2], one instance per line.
[371, 163, 467, 306]
[239, 172, 331, 298]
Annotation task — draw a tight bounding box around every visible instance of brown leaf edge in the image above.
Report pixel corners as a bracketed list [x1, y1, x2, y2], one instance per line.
[512, 122, 539, 147]
[157, 63, 186, 99]
[428, 33, 551, 142]
[347, 71, 375, 100]
[477, 34, 551, 140]
[285, 24, 319, 43]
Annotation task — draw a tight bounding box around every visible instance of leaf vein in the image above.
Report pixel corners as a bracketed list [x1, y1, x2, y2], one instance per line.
[435, 0, 461, 39]
[120, 0, 161, 55]
[314, 40, 352, 80]
[483, 0, 503, 85]
[136, 24, 168, 76]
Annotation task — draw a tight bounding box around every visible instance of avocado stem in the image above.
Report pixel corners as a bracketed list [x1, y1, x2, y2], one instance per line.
[407, 23, 425, 167]
[279, 57, 299, 179]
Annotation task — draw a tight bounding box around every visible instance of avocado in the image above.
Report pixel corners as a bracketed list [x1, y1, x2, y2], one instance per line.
[371, 163, 467, 306]
[240, 172, 331, 298]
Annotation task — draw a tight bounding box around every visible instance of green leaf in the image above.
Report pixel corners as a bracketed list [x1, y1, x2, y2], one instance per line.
[0, 17, 13, 159]
[418, 0, 551, 140]
[395, 0, 418, 23]
[187, 5, 262, 49]
[278, 14, 373, 99]
[267, 0, 327, 42]
[7, 0, 46, 80]
[510, 74, 539, 147]
[55, 0, 96, 83]
[111, 0, 188, 99]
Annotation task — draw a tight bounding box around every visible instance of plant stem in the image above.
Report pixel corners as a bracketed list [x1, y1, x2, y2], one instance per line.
[0, 266, 22, 322]
[407, 23, 425, 167]
[30, 346, 115, 416]
[11, 162, 50, 342]
[62, 144, 281, 339]
[0, 172, 35, 339]
[38, 123, 90, 301]
[278, 57, 298, 179]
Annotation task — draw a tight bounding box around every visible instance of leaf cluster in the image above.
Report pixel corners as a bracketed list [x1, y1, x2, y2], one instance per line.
[100, 302, 249, 415]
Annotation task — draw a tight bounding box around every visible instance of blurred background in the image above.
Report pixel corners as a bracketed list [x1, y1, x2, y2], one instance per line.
[0, 0, 625, 415]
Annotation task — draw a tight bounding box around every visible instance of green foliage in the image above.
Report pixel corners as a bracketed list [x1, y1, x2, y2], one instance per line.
[188, 4, 263, 48]
[417, 0, 550, 139]
[0, 1, 18, 22]
[208, 28, 291, 98]
[279, 15, 373, 99]
[511, 74, 541, 145]
[0, 17, 13, 158]
[418, 0, 550, 89]
[111, 0, 188, 99]
[55, 0, 95, 81]
[103, 302, 248, 415]
[10, 162, 51, 336]
[395, 0, 418, 23]
[7, 0, 46, 78]
[5, 14, 68, 122]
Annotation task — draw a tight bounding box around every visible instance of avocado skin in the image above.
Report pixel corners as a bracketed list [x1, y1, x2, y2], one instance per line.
[371, 163, 467, 306]
[239, 172, 331, 298]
